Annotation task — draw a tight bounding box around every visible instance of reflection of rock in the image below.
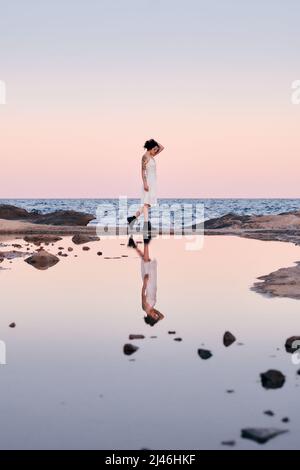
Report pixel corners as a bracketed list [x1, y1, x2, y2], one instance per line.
[72, 234, 100, 245]
[123, 344, 139, 356]
[285, 336, 300, 353]
[241, 428, 288, 444]
[260, 370, 285, 389]
[252, 262, 300, 300]
[25, 249, 60, 270]
[23, 235, 63, 246]
[197, 349, 212, 360]
[223, 331, 236, 347]
[0, 204, 95, 225]
[0, 250, 28, 260]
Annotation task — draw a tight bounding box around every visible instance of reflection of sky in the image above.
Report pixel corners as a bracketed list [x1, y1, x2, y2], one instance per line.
[1, 1, 300, 197]
[0, 235, 300, 448]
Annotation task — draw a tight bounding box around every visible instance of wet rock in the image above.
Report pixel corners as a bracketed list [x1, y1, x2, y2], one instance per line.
[297, 369, 300, 376]
[9, 322, 16, 328]
[23, 235, 63, 246]
[123, 344, 139, 356]
[198, 349, 212, 360]
[285, 336, 300, 353]
[97, 251, 102, 256]
[129, 334, 145, 340]
[12, 243, 22, 249]
[282, 417, 290, 423]
[72, 234, 100, 245]
[67, 247, 73, 252]
[0, 204, 96, 225]
[223, 331, 236, 347]
[25, 249, 60, 270]
[241, 428, 288, 444]
[82, 246, 90, 251]
[221, 440, 236, 446]
[168, 331, 176, 335]
[252, 263, 300, 300]
[260, 370, 285, 389]
[58, 246, 64, 250]
[174, 337, 182, 342]
[264, 410, 275, 416]
[226, 390, 235, 394]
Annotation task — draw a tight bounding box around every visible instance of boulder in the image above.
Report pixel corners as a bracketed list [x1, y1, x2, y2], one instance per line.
[72, 234, 100, 245]
[260, 369, 285, 389]
[25, 249, 60, 270]
[223, 331, 236, 347]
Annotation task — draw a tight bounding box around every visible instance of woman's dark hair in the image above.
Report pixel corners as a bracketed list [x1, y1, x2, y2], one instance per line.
[144, 139, 159, 151]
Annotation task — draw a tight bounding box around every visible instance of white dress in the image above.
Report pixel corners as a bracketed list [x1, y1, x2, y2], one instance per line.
[141, 156, 157, 206]
[141, 258, 157, 307]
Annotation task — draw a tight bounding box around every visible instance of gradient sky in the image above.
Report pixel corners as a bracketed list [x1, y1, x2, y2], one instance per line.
[0, 0, 300, 198]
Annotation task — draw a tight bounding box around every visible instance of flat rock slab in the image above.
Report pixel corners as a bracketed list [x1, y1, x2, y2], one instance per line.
[252, 262, 300, 300]
[25, 249, 60, 270]
[241, 428, 288, 444]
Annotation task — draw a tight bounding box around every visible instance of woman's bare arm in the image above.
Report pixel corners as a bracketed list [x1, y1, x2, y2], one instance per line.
[154, 142, 165, 156]
[141, 154, 149, 191]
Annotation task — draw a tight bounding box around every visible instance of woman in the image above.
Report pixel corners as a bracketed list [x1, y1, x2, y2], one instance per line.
[127, 138, 164, 232]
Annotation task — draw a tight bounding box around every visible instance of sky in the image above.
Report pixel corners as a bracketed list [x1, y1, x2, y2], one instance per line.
[0, 0, 300, 198]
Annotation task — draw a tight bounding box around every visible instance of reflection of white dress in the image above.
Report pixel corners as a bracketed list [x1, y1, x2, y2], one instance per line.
[141, 157, 157, 206]
[141, 258, 157, 307]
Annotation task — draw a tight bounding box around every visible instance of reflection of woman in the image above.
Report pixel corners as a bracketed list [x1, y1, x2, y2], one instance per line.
[128, 236, 164, 326]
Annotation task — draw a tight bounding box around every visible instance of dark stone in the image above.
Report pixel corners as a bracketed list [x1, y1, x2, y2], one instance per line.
[72, 234, 100, 245]
[82, 246, 90, 251]
[285, 336, 300, 353]
[9, 322, 16, 328]
[168, 331, 176, 334]
[198, 349, 212, 360]
[223, 331, 236, 347]
[174, 337, 182, 342]
[264, 410, 275, 416]
[97, 252, 102, 256]
[23, 235, 62, 246]
[25, 249, 60, 270]
[241, 428, 288, 444]
[123, 344, 139, 356]
[129, 334, 145, 340]
[260, 370, 285, 389]
[282, 417, 290, 423]
[221, 440, 236, 446]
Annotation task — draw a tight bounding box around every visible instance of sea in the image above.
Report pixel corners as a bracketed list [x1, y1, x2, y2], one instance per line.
[1, 198, 300, 228]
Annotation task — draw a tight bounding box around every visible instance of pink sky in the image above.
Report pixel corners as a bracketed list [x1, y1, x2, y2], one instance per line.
[0, 1, 299, 198]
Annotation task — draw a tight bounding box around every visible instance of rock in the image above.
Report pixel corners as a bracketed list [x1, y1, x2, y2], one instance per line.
[198, 349, 212, 360]
[226, 390, 234, 394]
[12, 243, 22, 248]
[97, 251, 102, 256]
[25, 249, 60, 270]
[221, 440, 236, 446]
[24, 235, 63, 246]
[72, 234, 100, 245]
[282, 417, 290, 423]
[252, 263, 300, 300]
[223, 331, 236, 347]
[58, 246, 64, 250]
[168, 331, 176, 334]
[9, 322, 16, 328]
[129, 334, 145, 340]
[123, 344, 139, 356]
[82, 246, 90, 251]
[174, 337, 182, 342]
[285, 336, 300, 353]
[0, 204, 95, 225]
[67, 247, 73, 252]
[241, 428, 288, 444]
[260, 370, 285, 389]
[264, 410, 275, 416]
[297, 369, 300, 375]
[205, 213, 252, 229]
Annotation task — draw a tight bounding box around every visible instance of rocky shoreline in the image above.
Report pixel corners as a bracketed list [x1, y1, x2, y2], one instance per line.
[1, 204, 300, 300]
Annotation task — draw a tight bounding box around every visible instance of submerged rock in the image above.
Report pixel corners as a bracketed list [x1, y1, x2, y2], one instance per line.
[241, 428, 288, 444]
[129, 334, 145, 340]
[123, 344, 139, 356]
[197, 349, 212, 360]
[223, 331, 236, 347]
[25, 249, 60, 270]
[72, 234, 100, 245]
[260, 370, 285, 389]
